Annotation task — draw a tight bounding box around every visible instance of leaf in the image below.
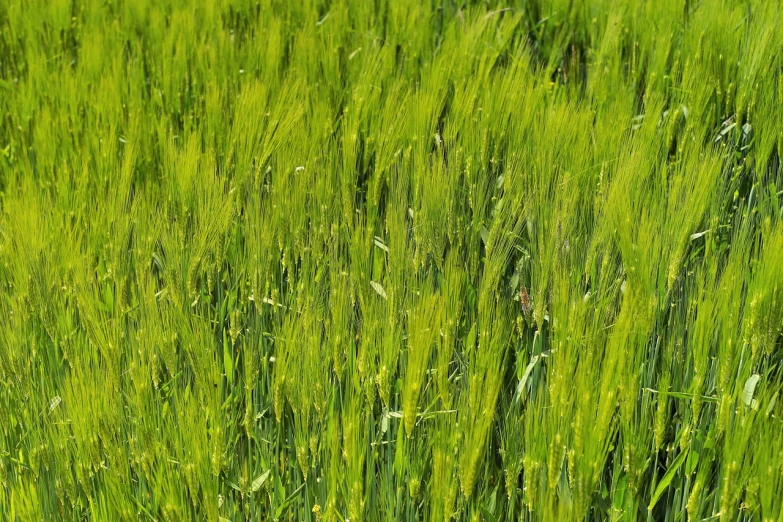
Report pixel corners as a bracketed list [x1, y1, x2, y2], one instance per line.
[766, 391, 778, 417]
[642, 388, 718, 403]
[373, 236, 389, 252]
[685, 446, 700, 476]
[275, 483, 305, 518]
[648, 446, 689, 511]
[370, 280, 387, 299]
[509, 273, 519, 294]
[465, 322, 477, 352]
[514, 355, 540, 404]
[223, 334, 234, 384]
[558, 459, 572, 506]
[689, 229, 710, 241]
[49, 396, 61, 412]
[466, 283, 477, 311]
[250, 469, 271, 493]
[612, 474, 627, 512]
[720, 122, 736, 136]
[742, 374, 761, 407]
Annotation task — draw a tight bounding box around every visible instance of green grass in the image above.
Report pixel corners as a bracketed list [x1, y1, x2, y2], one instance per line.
[1, 0, 782, 520]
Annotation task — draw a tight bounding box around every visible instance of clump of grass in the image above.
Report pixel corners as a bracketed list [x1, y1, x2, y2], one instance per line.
[1, 0, 783, 520]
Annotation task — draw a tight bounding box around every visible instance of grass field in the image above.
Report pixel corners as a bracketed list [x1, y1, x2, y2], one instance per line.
[1, 0, 783, 520]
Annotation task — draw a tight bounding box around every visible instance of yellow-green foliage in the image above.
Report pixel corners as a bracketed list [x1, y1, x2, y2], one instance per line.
[1, 0, 783, 520]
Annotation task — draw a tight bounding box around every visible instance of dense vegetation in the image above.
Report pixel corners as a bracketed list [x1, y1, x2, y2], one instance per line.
[1, 0, 782, 520]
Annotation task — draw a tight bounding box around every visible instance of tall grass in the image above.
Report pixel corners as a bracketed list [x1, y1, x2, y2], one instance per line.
[1, 0, 782, 520]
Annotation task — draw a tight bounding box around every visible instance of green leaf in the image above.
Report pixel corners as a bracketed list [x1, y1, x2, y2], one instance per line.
[223, 333, 234, 385]
[685, 446, 700, 476]
[250, 469, 271, 493]
[466, 283, 477, 311]
[765, 391, 778, 417]
[742, 374, 761, 407]
[613, 475, 627, 512]
[275, 483, 305, 518]
[514, 354, 540, 404]
[373, 236, 389, 252]
[643, 388, 718, 403]
[370, 280, 387, 299]
[648, 446, 689, 511]
[465, 322, 477, 352]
